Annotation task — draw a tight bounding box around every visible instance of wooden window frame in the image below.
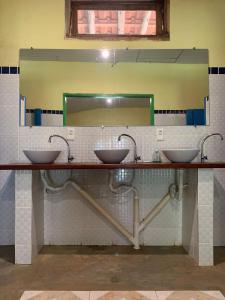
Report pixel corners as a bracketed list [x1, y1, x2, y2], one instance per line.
[66, 0, 170, 40]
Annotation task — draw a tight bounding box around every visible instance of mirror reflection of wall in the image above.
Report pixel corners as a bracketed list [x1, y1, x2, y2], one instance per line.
[65, 95, 154, 126]
[19, 49, 209, 127]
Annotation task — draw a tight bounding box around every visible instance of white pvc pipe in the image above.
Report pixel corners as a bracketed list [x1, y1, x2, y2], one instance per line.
[41, 170, 134, 244]
[108, 170, 137, 197]
[41, 169, 182, 250]
[133, 195, 140, 249]
[70, 181, 134, 243]
[139, 192, 171, 232]
[177, 169, 184, 201]
[108, 170, 140, 249]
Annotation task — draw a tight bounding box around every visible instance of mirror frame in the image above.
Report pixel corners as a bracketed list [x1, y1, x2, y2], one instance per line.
[63, 93, 155, 126]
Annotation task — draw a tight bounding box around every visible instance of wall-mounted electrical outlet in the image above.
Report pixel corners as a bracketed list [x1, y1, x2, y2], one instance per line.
[67, 127, 75, 141]
[156, 128, 164, 141]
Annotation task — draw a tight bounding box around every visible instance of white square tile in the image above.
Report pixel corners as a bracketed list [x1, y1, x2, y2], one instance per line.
[199, 243, 214, 266]
[15, 207, 32, 244]
[15, 244, 32, 264]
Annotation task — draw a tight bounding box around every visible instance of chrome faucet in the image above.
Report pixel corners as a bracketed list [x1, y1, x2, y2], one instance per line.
[200, 133, 223, 162]
[118, 134, 141, 163]
[48, 134, 74, 163]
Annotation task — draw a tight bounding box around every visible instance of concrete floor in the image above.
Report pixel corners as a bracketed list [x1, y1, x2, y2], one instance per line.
[1, 246, 225, 300]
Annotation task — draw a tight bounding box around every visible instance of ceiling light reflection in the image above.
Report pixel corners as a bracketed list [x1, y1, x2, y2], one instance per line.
[101, 49, 110, 59]
[106, 98, 112, 104]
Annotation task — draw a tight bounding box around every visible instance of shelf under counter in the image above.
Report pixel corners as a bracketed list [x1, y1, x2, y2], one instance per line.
[1, 161, 225, 170]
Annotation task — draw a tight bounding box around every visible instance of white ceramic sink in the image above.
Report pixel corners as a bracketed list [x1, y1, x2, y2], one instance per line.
[162, 148, 200, 163]
[94, 149, 129, 164]
[23, 150, 61, 164]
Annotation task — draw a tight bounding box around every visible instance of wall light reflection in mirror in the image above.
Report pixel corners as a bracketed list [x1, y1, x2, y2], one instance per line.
[101, 49, 110, 59]
[107, 98, 112, 104]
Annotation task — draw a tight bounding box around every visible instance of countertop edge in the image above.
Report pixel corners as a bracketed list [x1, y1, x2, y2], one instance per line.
[1, 162, 225, 170]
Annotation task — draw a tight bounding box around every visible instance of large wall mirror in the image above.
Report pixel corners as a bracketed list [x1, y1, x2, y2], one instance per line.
[19, 48, 209, 127]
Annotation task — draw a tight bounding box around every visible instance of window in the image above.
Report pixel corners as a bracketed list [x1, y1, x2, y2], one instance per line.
[66, 0, 169, 39]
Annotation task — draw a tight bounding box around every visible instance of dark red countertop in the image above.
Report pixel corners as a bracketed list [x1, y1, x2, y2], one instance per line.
[0, 162, 225, 170]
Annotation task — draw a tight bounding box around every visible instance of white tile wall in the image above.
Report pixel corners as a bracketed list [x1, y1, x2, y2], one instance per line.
[0, 74, 19, 245]
[1, 73, 225, 248]
[41, 114, 63, 127]
[0, 171, 15, 245]
[43, 168, 178, 246]
[26, 113, 63, 127]
[182, 168, 214, 266]
[182, 169, 198, 257]
[209, 75, 225, 246]
[15, 170, 32, 264]
[32, 171, 44, 255]
[15, 170, 44, 264]
[155, 114, 186, 126]
[197, 169, 214, 266]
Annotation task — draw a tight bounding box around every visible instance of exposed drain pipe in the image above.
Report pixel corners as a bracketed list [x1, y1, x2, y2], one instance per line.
[41, 170, 134, 244]
[133, 193, 140, 249]
[177, 169, 184, 201]
[138, 185, 176, 233]
[41, 169, 183, 249]
[108, 170, 140, 249]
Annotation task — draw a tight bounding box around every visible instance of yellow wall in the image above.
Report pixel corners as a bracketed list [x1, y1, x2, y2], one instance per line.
[68, 107, 151, 126]
[20, 60, 208, 110]
[1, 0, 225, 66]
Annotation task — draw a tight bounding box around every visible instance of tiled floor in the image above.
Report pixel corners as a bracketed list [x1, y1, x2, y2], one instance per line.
[20, 290, 225, 300]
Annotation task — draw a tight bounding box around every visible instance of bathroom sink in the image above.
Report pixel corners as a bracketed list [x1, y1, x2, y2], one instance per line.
[94, 149, 129, 164]
[23, 150, 61, 164]
[162, 148, 199, 163]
